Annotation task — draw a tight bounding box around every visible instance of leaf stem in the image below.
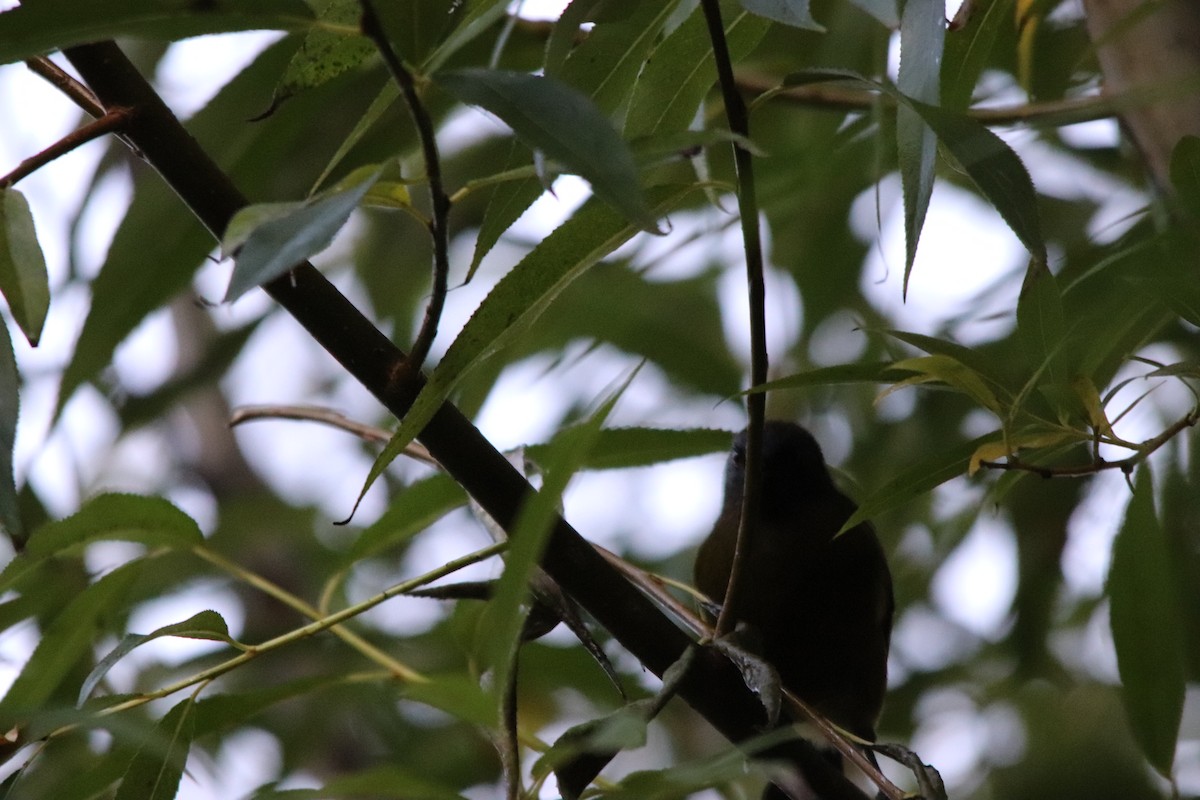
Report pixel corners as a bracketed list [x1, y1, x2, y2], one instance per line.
[359, 0, 451, 375]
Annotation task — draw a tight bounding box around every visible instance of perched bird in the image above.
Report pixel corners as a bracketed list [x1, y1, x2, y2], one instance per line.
[694, 421, 894, 798]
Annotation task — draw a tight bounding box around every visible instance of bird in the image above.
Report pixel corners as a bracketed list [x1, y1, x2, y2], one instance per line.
[694, 421, 894, 799]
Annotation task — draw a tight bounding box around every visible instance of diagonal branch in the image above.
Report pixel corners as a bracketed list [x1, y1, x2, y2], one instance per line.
[61, 41, 870, 800]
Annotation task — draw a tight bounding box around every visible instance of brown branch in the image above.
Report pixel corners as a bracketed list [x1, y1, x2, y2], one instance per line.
[25, 56, 105, 117]
[359, 0, 451, 375]
[1, 107, 131, 188]
[227, 403, 437, 466]
[979, 407, 1200, 477]
[62, 40, 869, 800]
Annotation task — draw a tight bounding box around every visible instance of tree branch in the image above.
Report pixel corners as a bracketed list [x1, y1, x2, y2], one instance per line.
[61, 40, 870, 800]
[1, 107, 131, 188]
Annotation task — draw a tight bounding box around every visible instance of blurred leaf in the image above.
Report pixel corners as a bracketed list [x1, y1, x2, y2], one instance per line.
[368, 0, 467, 66]
[311, 82, 401, 193]
[750, 361, 919, 394]
[402, 673, 494, 728]
[0, 0, 315, 64]
[625, 6, 771, 139]
[421, 0, 510, 73]
[896, 0, 943, 296]
[348, 473, 468, 561]
[0, 559, 143, 731]
[79, 610, 238, 707]
[1170, 135, 1200, 219]
[942, 0, 1015, 110]
[525, 426, 732, 470]
[478, 367, 639, 690]
[24, 493, 202, 559]
[967, 428, 1077, 475]
[0, 321, 18, 546]
[436, 69, 657, 231]
[249, 766, 468, 799]
[270, 0, 376, 107]
[355, 185, 695, 513]
[223, 165, 382, 301]
[535, 699, 653, 778]
[739, 0, 822, 30]
[467, 140, 540, 276]
[840, 432, 995, 533]
[1108, 466, 1186, 777]
[0, 188, 50, 346]
[1016, 265, 1066, 380]
[114, 696, 195, 800]
[848, 0, 898, 28]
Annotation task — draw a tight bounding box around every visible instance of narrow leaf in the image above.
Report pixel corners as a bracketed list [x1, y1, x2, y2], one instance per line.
[436, 69, 657, 231]
[840, 432, 996, 533]
[1016, 265, 1065, 378]
[896, 0, 944, 295]
[224, 166, 381, 301]
[1108, 466, 1186, 777]
[1169, 135, 1200, 219]
[525, 426, 731, 471]
[0, 188, 50, 346]
[0, 321, 19, 545]
[79, 611, 238, 706]
[114, 697, 196, 800]
[348, 473, 468, 561]
[270, 0, 375, 107]
[25, 493, 203, 558]
[0, 0, 315, 65]
[747, 361, 919, 394]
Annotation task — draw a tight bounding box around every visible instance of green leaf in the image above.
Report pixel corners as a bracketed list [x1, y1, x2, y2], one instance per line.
[0, 321, 19, 546]
[535, 699, 654, 778]
[192, 674, 353, 737]
[348, 473, 468, 561]
[525, 426, 732, 471]
[1108, 466, 1186, 777]
[0, 188, 50, 346]
[114, 697, 195, 800]
[1016, 265, 1066, 378]
[748, 361, 919, 394]
[884, 354, 1002, 414]
[0, 560, 144, 731]
[249, 766, 468, 800]
[739, 0, 823, 31]
[270, 0, 376, 106]
[421, 0, 511, 74]
[896, 0, 944, 296]
[79, 610, 239, 706]
[783, 69, 1047, 269]
[847, 0, 897, 27]
[840, 432, 996, 533]
[354, 185, 695, 513]
[0, 0, 315, 64]
[624, 6, 771, 139]
[436, 69, 657, 231]
[1169, 135, 1200, 219]
[223, 165, 382, 301]
[402, 673, 494, 728]
[478, 368, 640, 694]
[24, 493, 203, 559]
[942, 0, 1015, 110]
[310, 83, 401, 193]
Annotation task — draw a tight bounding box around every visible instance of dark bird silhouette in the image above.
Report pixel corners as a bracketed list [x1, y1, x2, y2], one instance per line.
[695, 421, 894, 799]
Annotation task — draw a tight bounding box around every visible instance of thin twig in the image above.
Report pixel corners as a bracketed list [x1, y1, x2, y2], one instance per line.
[1, 107, 132, 188]
[25, 56, 106, 117]
[700, 0, 768, 639]
[979, 407, 1200, 478]
[228, 403, 438, 466]
[359, 0, 451, 375]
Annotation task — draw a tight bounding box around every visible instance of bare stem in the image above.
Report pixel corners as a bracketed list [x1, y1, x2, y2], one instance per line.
[359, 0, 451, 375]
[2, 107, 131, 188]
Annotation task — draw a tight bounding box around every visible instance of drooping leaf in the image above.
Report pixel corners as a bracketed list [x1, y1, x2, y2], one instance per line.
[78, 611, 239, 706]
[896, 0, 944, 296]
[1108, 466, 1186, 777]
[0, 321, 19, 546]
[24, 493, 203, 559]
[353, 185, 694, 514]
[882, 354, 1002, 414]
[0, 560, 144, 731]
[223, 165, 382, 301]
[0, 0, 315, 64]
[0, 188, 50, 346]
[348, 473, 468, 561]
[739, 0, 823, 31]
[436, 69, 657, 231]
[942, 0, 1016, 110]
[113, 697, 195, 800]
[840, 432, 996, 533]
